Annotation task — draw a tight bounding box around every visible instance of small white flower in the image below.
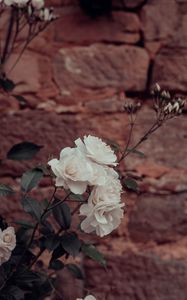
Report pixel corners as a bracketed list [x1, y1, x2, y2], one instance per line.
[39, 7, 56, 21]
[76, 295, 97, 300]
[0, 227, 16, 266]
[80, 175, 124, 237]
[31, 0, 44, 9]
[48, 147, 94, 194]
[75, 135, 117, 166]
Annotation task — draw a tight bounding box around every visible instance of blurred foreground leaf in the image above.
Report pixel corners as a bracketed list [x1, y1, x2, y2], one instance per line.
[7, 142, 43, 161]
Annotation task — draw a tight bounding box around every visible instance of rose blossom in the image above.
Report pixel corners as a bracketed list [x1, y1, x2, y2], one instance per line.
[7, 0, 29, 6]
[0, 227, 16, 266]
[75, 135, 117, 166]
[80, 175, 124, 237]
[31, 0, 44, 9]
[76, 295, 97, 300]
[48, 147, 95, 194]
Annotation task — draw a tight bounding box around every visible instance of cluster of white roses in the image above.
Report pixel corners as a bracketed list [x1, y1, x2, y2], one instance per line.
[48, 135, 124, 237]
[0, 227, 16, 266]
[0, 0, 56, 22]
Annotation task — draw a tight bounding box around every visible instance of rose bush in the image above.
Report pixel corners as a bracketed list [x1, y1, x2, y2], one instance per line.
[0, 0, 186, 297]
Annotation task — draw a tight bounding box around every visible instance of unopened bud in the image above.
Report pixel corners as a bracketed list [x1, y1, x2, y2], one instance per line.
[154, 83, 161, 93]
[172, 102, 180, 113]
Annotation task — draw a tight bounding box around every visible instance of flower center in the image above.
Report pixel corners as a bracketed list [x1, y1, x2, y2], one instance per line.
[3, 234, 12, 243]
[66, 165, 77, 177]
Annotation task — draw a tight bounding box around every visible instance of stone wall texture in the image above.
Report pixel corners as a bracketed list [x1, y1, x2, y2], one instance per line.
[1, 0, 187, 299]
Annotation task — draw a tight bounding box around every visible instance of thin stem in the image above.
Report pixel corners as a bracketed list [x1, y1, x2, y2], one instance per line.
[122, 120, 162, 160]
[71, 203, 82, 216]
[8, 187, 57, 278]
[7, 22, 50, 74]
[2, 7, 15, 64]
[46, 192, 71, 212]
[28, 248, 44, 269]
[118, 114, 135, 163]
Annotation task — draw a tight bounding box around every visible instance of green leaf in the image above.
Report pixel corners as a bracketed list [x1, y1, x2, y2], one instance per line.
[7, 142, 43, 161]
[123, 177, 138, 192]
[43, 234, 60, 251]
[51, 244, 66, 261]
[81, 243, 106, 267]
[70, 193, 85, 202]
[21, 168, 43, 192]
[105, 139, 120, 153]
[0, 184, 14, 196]
[61, 232, 81, 257]
[15, 220, 35, 229]
[126, 148, 145, 158]
[7, 286, 25, 300]
[66, 264, 84, 280]
[52, 198, 71, 230]
[21, 196, 43, 221]
[0, 78, 15, 92]
[49, 259, 64, 270]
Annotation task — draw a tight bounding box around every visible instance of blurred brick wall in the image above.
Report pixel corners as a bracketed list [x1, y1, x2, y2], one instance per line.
[0, 0, 187, 299]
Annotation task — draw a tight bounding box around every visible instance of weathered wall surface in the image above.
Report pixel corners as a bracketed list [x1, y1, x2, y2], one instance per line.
[0, 0, 187, 299]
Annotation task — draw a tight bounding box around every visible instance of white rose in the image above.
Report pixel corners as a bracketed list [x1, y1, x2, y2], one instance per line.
[88, 161, 107, 186]
[48, 147, 94, 194]
[0, 227, 16, 266]
[4, 0, 14, 5]
[75, 135, 117, 166]
[13, 0, 29, 6]
[80, 176, 124, 237]
[0, 248, 11, 266]
[39, 7, 55, 21]
[76, 296, 97, 300]
[31, 0, 44, 9]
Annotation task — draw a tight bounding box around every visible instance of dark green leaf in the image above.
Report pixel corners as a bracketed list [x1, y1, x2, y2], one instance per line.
[7, 142, 43, 161]
[49, 259, 64, 270]
[40, 221, 54, 236]
[70, 194, 85, 202]
[0, 78, 15, 92]
[123, 177, 138, 192]
[126, 148, 145, 158]
[0, 184, 14, 196]
[81, 243, 106, 267]
[15, 220, 35, 229]
[52, 198, 71, 230]
[21, 168, 43, 192]
[7, 286, 25, 300]
[43, 234, 60, 251]
[66, 263, 84, 280]
[105, 139, 120, 153]
[15, 270, 42, 289]
[61, 232, 81, 257]
[21, 196, 43, 221]
[51, 244, 66, 261]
